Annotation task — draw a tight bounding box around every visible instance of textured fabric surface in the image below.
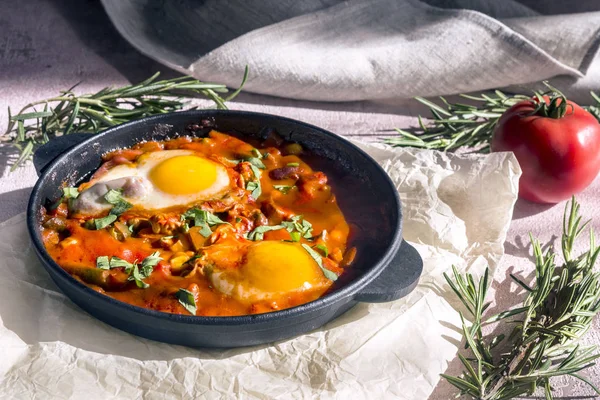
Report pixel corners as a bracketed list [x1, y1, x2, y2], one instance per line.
[100, 0, 600, 102]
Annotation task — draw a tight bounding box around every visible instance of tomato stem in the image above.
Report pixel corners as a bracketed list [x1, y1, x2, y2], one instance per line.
[531, 82, 571, 119]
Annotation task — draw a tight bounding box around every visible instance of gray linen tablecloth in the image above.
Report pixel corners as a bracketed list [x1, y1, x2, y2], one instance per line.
[100, 0, 600, 103]
[1, 0, 599, 398]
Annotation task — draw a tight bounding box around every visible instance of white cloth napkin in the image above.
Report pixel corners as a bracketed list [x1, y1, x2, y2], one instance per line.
[100, 0, 600, 103]
[0, 142, 520, 399]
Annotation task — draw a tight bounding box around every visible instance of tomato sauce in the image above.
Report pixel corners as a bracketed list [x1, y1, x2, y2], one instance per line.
[40, 130, 355, 316]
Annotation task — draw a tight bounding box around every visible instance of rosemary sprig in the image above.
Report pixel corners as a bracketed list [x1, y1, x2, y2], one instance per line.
[2, 67, 249, 171]
[443, 197, 600, 399]
[385, 86, 600, 152]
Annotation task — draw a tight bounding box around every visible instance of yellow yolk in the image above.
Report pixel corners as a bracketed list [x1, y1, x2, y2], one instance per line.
[241, 242, 323, 293]
[149, 155, 218, 195]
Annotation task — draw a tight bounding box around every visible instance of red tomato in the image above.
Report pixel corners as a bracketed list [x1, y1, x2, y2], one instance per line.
[491, 96, 600, 203]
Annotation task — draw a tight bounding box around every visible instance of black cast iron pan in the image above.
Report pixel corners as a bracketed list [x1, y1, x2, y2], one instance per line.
[27, 110, 422, 348]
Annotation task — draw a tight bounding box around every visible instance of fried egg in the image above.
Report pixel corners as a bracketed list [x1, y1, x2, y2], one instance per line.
[206, 241, 332, 303]
[73, 150, 231, 215]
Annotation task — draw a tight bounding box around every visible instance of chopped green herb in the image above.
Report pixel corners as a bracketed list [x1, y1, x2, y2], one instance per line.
[246, 224, 286, 241]
[182, 208, 229, 237]
[137, 268, 152, 286]
[62, 187, 79, 199]
[129, 265, 149, 288]
[204, 212, 228, 226]
[96, 255, 110, 270]
[282, 215, 313, 239]
[110, 200, 132, 215]
[141, 251, 162, 269]
[181, 221, 190, 233]
[235, 217, 242, 223]
[242, 162, 263, 199]
[109, 256, 134, 269]
[180, 210, 189, 222]
[94, 214, 117, 230]
[94, 251, 162, 289]
[273, 185, 295, 194]
[251, 148, 262, 158]
[182, 209, 199, 224]
[314, 244, 329, 257]
[197, 224, 212, 237]
[246, 180, 261, 199]
[281, 221, 294, 232]
[249, 164, 262, 179]
[183, 208, 228, 226]
[299, 220, 313, 239]
[103, 189, 123, 204]
[286, 162, 300, 167]
[176, 288, 197, 315]
[62, 187, 80, 212]
[290, 231, 301, 242]
[246, 157, 266, 170]
[104, 189, 132, 215]
[226, 155, 265, 170]
[301, 244, 337, 281]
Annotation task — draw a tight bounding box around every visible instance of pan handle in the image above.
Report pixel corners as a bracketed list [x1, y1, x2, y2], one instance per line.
[354, 240, 422, 303]
[33, 133, 91, 177]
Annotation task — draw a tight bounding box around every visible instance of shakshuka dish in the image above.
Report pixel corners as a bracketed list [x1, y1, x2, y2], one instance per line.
[39, 130, 356, 316]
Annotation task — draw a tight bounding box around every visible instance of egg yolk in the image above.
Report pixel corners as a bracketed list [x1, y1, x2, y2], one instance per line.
[242, 242, 322, 292]
[149, 155, 218, 195]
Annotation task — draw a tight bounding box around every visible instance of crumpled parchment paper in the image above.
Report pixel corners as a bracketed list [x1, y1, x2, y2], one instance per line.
[0, 142, 520, 399]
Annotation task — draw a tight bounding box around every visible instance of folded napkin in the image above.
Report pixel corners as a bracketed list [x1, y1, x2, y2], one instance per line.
[100, 0, 600, 103]
[0, 142, 520, 399]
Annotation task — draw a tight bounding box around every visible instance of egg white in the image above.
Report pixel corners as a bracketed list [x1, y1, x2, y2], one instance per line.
[74, 149, 231, 215]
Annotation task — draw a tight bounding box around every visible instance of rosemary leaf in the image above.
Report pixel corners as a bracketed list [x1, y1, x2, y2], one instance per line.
[385, 85, 600, 152]
[3, 70, 248, 170]
[9, 110, 54, 121]
[443, 197, 600, 399]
